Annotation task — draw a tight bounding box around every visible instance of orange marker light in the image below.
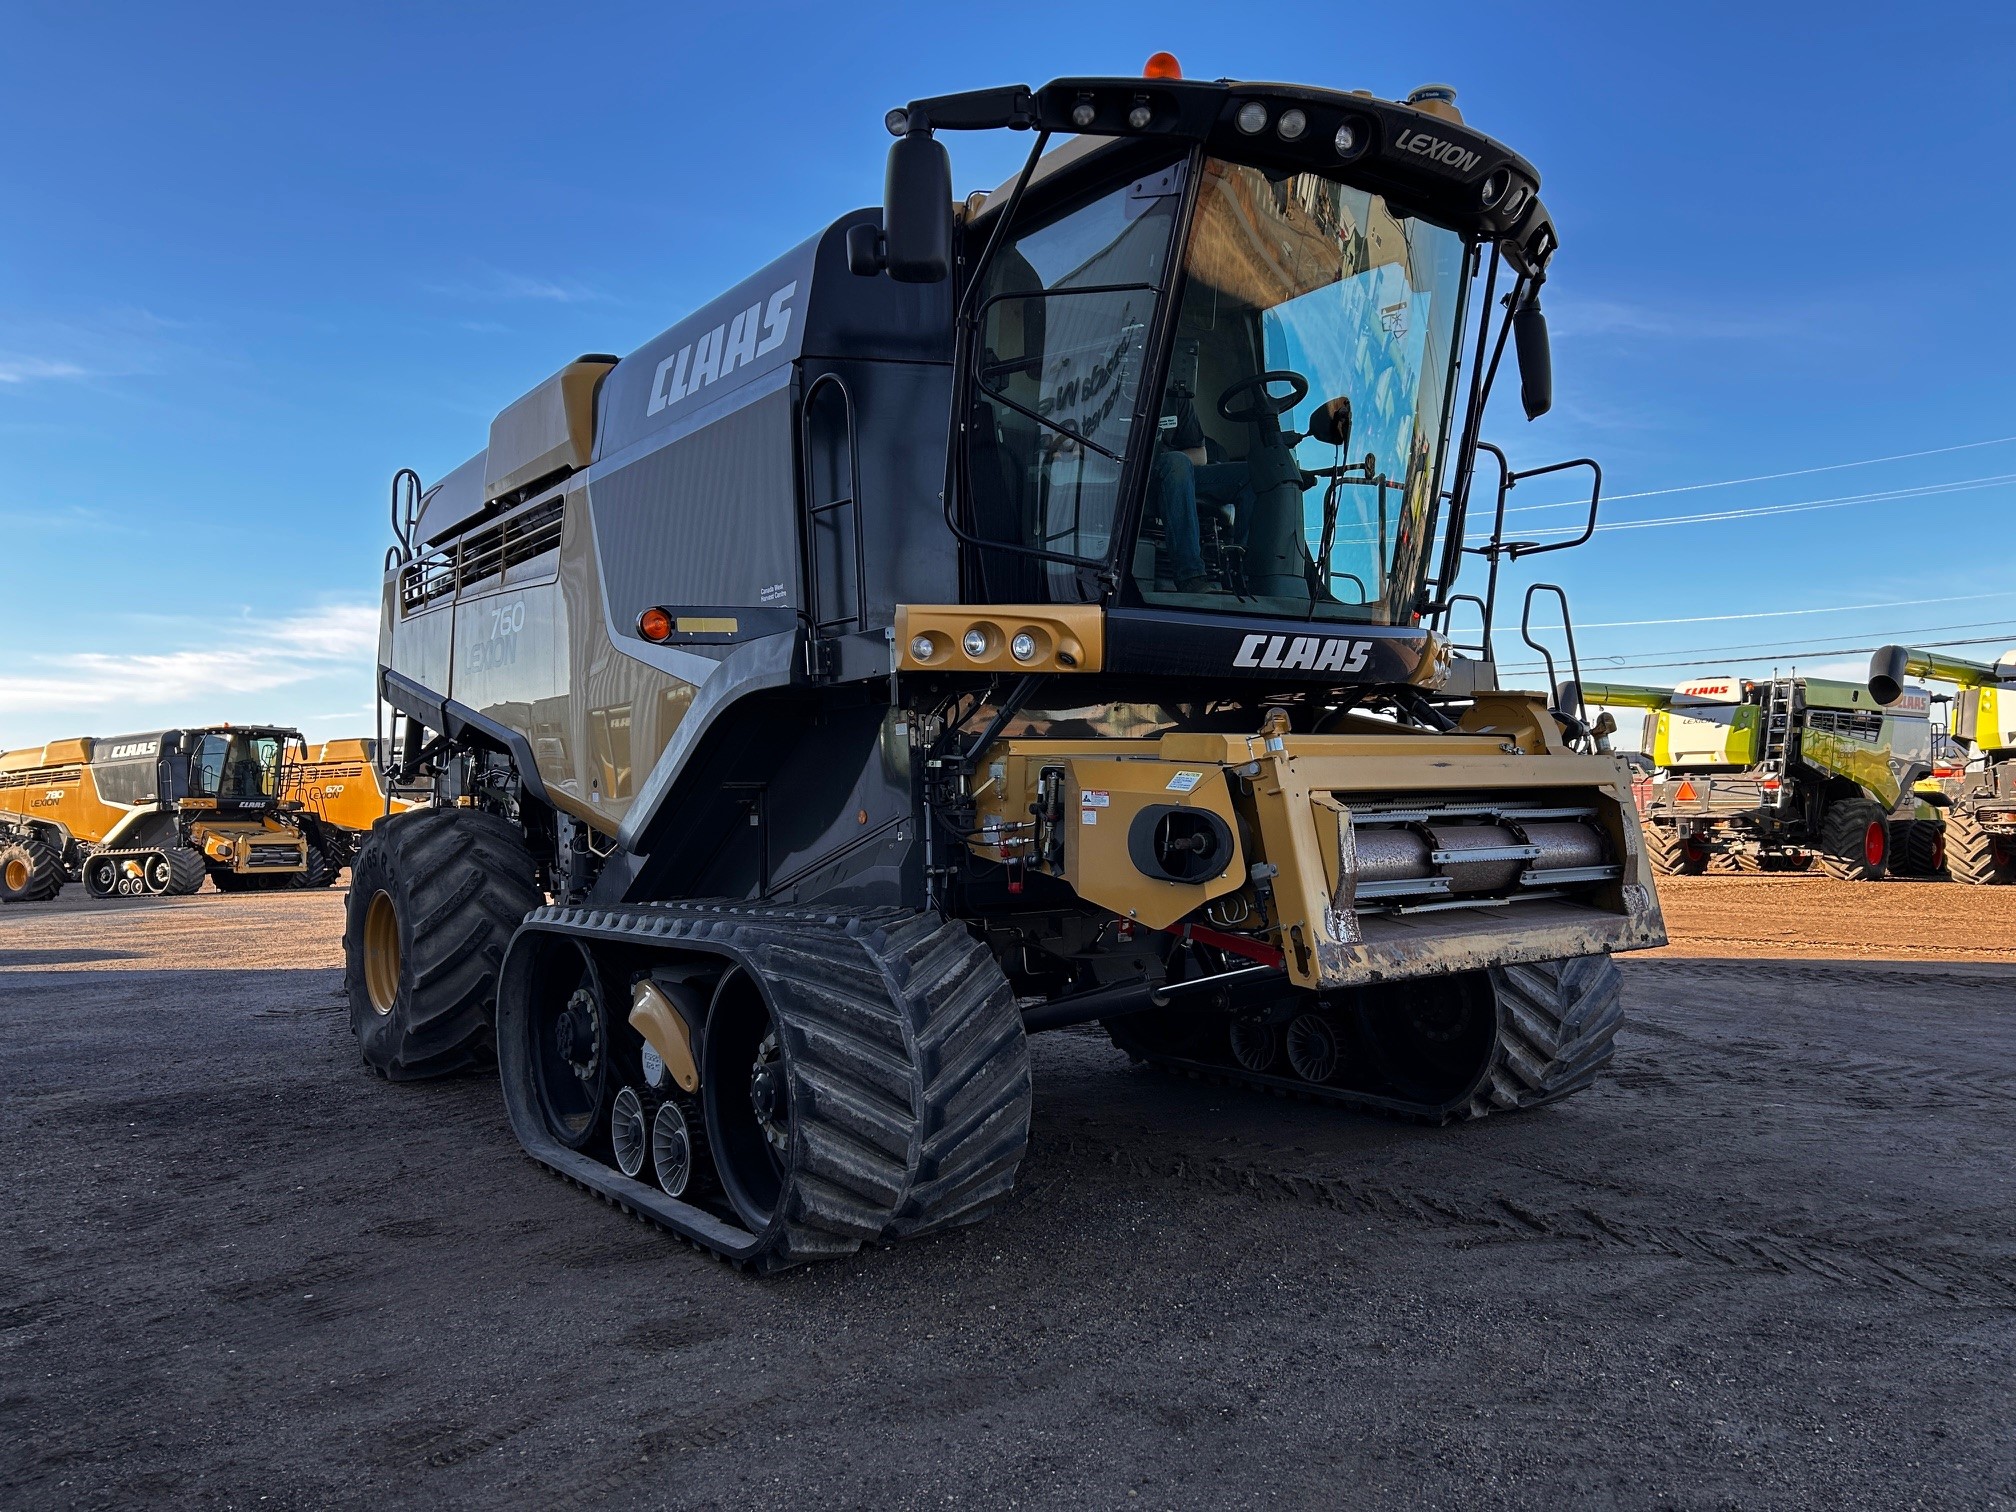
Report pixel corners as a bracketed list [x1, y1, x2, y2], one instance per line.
[638, 607, 673, 642]
[1143, 51, 1182, 80]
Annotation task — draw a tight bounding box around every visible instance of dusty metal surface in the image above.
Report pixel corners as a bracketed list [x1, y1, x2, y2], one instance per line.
[2, 888, 2013, 1507]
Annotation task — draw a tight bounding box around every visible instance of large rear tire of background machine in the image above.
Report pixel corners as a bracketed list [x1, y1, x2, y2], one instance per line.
[1645, 824, 1708, 877]
[343, 807, 543, 1080]
[0, 833, 64, 903]
[1889, 819, 1946, 879]
[1944, 809, 2015, 885]
[1815, 798, 1889, 882]
[291, 830, 342, 889]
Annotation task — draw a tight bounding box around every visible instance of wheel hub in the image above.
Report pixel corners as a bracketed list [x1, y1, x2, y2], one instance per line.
[748, 1029, 788, 1154]
[557, 988, 602, 1080]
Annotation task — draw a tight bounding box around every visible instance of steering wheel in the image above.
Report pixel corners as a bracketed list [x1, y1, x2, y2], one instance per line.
[1217, 369, 1309, 424]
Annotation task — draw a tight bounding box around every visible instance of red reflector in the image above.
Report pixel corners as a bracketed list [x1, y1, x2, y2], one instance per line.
[637, 607, 673, 642]
[1143, 51, 1182, 80]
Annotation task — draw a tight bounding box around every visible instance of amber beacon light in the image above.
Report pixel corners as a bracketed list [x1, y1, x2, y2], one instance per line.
[1143, 52, 1182, 80]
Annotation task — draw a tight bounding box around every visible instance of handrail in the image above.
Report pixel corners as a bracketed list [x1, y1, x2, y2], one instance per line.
[1520, 582, 1591, 746]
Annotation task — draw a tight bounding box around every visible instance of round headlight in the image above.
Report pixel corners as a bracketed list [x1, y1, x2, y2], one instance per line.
[1071, 98, 1097, 129]
[1235, 101, 1268, 135]
[909, 635, 936, 661]
[1276, 108, 1308, 142]
[961, 628, 990, 659]
[884, 108, 909, 138]
[1480, 169, 1510, 208]
[1334, 120, 1362, 157]
[1010, 632, 1039, 663]
[1502, 184, 1530, 217]
[1127, 102, 1153, 130]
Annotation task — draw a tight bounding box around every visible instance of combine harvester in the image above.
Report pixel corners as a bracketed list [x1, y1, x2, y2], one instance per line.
[0, 726, 309, 901]
[1869, 645, 2016, 883]
[1574, 673, 1937, 879]
[284, 737, 420, 885]
[349, 61, 1666, 1270]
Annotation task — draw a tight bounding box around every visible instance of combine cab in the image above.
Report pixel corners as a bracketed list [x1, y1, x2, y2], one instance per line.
[349, 64, 1665, 1269]
[0, 726, 309, 901]
[1579, 674, 1935, 879]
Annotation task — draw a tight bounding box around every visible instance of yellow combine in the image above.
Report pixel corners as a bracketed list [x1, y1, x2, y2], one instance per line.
[281, 737, 420, 886]
[0, 726, 309, 901]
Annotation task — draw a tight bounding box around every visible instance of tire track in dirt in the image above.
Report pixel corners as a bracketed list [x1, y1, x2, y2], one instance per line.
[1048, 1126, 2016, 1309]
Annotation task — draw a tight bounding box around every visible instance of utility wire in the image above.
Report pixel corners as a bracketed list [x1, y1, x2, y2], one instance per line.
[1504, 630, 2016, 678]
[1504, 617, 2016, 672]
[1496, 434, 2016, 517]
[1572, 589, 2016, 631]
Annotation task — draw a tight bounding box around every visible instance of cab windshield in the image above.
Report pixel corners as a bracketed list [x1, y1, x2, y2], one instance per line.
[189, 732, 284, 801]
[1134, 159, 1468, 623]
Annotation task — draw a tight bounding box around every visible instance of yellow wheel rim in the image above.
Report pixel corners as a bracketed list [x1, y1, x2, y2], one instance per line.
[363, 890, 401, 1016]
[4, 858, 28, 892]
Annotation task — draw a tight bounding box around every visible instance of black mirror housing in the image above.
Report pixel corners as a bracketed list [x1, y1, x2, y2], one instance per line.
[882, 131, 952, 284]
[1514, 294, 1552, 420]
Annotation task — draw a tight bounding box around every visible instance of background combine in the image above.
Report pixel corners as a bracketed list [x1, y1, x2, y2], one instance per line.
[1869, 645, 2016, 884]
[284, 737, 419, 886]
[1578, 673, 1936, 880]
[347, 64, 1665, 1272]
[0, 726, 309, 902]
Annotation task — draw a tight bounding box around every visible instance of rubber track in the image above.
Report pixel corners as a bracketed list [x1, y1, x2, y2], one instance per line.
[499, 901, 1031, 1271]
[159, 846, 206, 896]
[1119, 955, 1625, 1126]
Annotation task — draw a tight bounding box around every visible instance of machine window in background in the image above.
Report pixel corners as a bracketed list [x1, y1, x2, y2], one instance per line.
[190, 733, 284, 800]
[1133, 160, 1468, 622]
[967, 164, 1184, 599]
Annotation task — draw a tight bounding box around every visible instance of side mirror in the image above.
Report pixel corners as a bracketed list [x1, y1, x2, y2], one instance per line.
[851, 131, 952, 283]
[1513, 294, 1552, 420]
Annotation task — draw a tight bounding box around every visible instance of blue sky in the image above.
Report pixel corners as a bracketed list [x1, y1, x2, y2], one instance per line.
[3, 1, 2013, 748]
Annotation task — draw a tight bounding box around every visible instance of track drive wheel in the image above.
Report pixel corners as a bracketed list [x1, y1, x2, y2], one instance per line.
[1645, 824, 1708, 876]
[1815, 798, 1889, 881]
[1944, 809, 2014, 885]
[145, 847, 207, 896]
[0, 833, 64, 903]
[343, 807, 542, 1080]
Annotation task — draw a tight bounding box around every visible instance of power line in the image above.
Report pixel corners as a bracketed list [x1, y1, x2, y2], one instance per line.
[1505, 630, 2016, 679]
[1572, 589, 2016, 631]
[1468, 472, 2016, 542]
[1503, 618, 2016, 673]
[1497, 433, 2016, 518]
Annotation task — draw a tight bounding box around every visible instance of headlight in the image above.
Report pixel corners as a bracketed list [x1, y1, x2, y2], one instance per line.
[1127, 101, 1153, 130]
[961, 628, 990, 659]
[1235, 101, 1268, 135]
[1334, 120, 1363, 157]
[1071, 97, 1097, 129]
[1480, 169, 1510, 208]
[909, 635, 936, 661]
[1010, 632, 1039, 663]
[1276, 108, 1307, 142]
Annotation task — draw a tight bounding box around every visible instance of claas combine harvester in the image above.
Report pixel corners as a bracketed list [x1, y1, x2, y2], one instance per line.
[1574, 673, 1938, 879]
[0, 726, 309, 902]
[1869, 644, 2016, 884]
[284, 737, 421, 885]
[348, 62, 1666, 1270]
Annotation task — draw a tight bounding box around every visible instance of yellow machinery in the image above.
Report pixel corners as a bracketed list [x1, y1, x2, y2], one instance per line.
[0, 726, 308, 902]
[281, 738, 421, 885]
[1869, 645, 2016, 882]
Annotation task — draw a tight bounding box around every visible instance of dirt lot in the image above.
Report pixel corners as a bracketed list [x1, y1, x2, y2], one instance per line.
[3, 883, 2014, 1509]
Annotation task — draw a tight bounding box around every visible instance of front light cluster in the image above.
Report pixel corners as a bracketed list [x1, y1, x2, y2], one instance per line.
[904, 617, 1082, 671]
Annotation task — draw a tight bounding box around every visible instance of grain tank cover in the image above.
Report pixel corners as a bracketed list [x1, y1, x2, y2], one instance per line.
[484, 356, 618, 504]
[416, 451, 490, 548]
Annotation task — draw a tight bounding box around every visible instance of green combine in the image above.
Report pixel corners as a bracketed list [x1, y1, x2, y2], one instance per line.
[1869, 645, 2016, 884]
[1567, 673, 1937, 879]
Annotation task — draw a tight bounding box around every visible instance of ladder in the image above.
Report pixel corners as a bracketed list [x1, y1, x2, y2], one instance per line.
[1759, 678, 1801, 791]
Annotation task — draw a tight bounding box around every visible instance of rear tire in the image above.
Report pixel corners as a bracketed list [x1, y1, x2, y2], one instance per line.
[1945, 809, 2015, 885]
[343, 807, 543, 1080]
[148, 847, 206, 896]
[291, 834, 341, 889]
[1468, 954, 1625, 1115]
[1815, 798, 1889, 881]
[1645, 824, 1707, 876]
[1890, 819, 1946, 878]
[0, 833, 64, 903]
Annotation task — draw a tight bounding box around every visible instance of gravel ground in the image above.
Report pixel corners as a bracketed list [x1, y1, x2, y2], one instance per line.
[3, 885, 2014, 1509]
